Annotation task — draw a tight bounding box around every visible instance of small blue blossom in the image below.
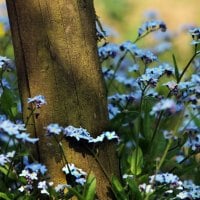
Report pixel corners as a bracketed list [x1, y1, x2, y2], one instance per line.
[138, 20, 167, 37]
[181, 180, 200, 199]
[25, 163, 47, 175]
[150, 99, 182, 115]
[103, 131, 119, 141]
[0, 154, 10, 166]
[128, 64, 139, 72]
[64, 126, 93, 141]
[98, 43, 119, 60]
[163, 81, 177, 91]
[0, 56, 14, 71]
[16, 133, 39, 144]
[115, 76, 138, 88]
[46, 123, 62, 136]
[188, 27, 200, 45]
[89, 134, 105, 143]
[102, 67, 115, 80]
[27, 95, 47, 108]
[120, 41, 137, 52]
[108, 104, 120, 119]
[149, 173, 183, 188]
[108, 93, 136, 106]
[134, 48, 157, 64]
[184, 134, 200, 151]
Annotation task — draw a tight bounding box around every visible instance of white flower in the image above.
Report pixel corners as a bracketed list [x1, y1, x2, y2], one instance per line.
[104, 131, 119, 141]
[89, 134, 105, 143]
[55, 184, 70, 192]
[18, 186, 25, 192]
[6, 151, 15, 158]
[139, 183, 154, 193]
[0, 154, 9, 165]
[122, 174, 134, 179]
[19, 169, 38, 180]
[38, 181, 49, 195]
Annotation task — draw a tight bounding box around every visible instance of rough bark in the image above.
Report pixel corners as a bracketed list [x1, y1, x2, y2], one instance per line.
[6, 0, 119, 199]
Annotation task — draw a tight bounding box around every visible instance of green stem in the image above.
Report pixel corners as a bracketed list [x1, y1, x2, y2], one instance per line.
[156, 139, 172, 172]
[107, 50, 128, 91]
[53, 135, 71, 174]
[134, 86, 147, 175]
[133, 31, 151, 43]
[25, 107, 36, 127]
[178, 51, 200, 82]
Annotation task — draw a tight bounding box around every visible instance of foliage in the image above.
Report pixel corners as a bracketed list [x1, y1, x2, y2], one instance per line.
[1, 5, 200, 200]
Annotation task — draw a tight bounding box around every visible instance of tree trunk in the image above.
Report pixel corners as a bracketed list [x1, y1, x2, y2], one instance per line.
[6, 0, 119, 199]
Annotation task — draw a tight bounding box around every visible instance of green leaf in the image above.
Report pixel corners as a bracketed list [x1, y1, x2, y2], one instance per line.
[111, 176, 128, 200]
[0, 165, 17, 180]
[172, 54, 179, 82]
[0, 88, 16, 119]
[84, 173, 96, 200]
[67, 187, 84, 200]
[128, 147, 143, 175]
[126, 178, 142, 200]
[0, 192, 11, 200]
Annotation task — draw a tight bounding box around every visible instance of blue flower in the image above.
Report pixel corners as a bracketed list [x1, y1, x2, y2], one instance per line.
[138, 20, 167, 37]
[16, 133, 39, 144]
[150, 99, 182, 115]
[46, 123, 62, 136]
[189, 27, 200, 45]
[98, 43, 119, 60]
[25, 163, 47, 175]
[27, 95, 47, 108]
[64, 126, 93, 141]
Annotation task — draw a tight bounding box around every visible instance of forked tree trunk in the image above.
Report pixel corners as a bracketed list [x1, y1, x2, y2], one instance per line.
[6, 0, 119, 199]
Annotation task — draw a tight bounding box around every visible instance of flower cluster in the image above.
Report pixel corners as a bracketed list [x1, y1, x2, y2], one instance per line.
[0, 117, 39, 144]
[138, 63, 174, 87]
[98, 43, 119, 60]
[149, 173, 183, 188]
[139, 173, 200, 199]
[138, 20, 167, 37]
[62, 163, 87, 186]
[19, 168, 52, 195]
[120, 41, 158, 64]
[184, 133, 200, 151]
[46, 124, 119, 143]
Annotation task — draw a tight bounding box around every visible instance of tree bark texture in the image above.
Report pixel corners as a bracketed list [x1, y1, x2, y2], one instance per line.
[6, 0, 119, 199]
